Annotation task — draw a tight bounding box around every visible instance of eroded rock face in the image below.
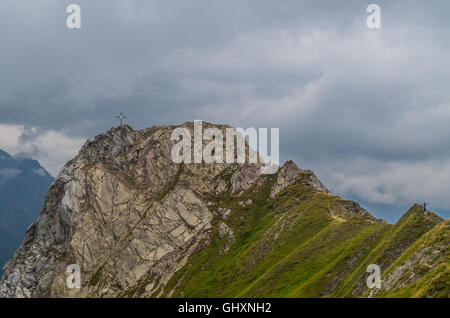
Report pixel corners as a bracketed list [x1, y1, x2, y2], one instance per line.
[231, 164, 260, 194]
[0, 123, 261, 298]
[270, 161, 328, 198]
[218, 208, 232, 219]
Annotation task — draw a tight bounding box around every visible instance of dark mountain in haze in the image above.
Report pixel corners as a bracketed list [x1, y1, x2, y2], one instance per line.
[0, 149, 53, 275]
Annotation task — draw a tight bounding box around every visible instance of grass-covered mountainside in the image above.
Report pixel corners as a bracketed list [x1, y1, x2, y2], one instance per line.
[0, 124, 447, 298]
[161, 175, 447, 298]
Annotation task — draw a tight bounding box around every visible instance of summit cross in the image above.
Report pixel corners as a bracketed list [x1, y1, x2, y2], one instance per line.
[116, 112, 126, 127]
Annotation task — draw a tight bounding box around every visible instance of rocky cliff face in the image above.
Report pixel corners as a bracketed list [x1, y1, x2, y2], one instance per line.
[0, 123, 447, 298]
[0, 123, 263, 297]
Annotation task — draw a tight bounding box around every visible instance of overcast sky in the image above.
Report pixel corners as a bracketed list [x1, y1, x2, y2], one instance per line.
[0, 0, 449, 221]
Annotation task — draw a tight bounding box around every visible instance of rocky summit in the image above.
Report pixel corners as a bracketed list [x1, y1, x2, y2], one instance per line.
[0, 123, 448, 298]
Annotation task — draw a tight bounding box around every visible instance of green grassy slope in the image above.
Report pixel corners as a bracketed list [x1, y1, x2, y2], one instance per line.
[331, 205, 441, 297]
[157, 174, 447, 298]
[370, 219, 449, 298]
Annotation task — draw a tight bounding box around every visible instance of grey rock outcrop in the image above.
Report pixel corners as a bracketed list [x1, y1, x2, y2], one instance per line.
[270, 161, 328, 198]
[0, 123, 259, 298]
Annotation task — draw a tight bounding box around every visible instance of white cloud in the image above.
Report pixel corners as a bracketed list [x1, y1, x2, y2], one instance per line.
[323, 157, 450, 211]
[0, 124, 84, 176]
[0, 0, 449, 218]
[32, 168, 46, 177]
[0, 168, 21, 178]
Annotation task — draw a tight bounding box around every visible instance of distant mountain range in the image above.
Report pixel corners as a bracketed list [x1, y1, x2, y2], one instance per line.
[0, 149, 53, 276]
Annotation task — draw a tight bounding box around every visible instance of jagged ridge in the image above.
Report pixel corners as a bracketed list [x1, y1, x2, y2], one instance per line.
[0, 123, 447, 298]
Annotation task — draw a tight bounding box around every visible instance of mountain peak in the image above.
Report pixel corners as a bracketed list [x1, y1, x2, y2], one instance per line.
[0, 123, 447, 299]
[0, 150, 54, 278]
[405, 204, 444, 224]
[282, 160, 302, 171]
[0, 149, 13, 160]
[79, 124, 139, 164]
[270, 160, 328, 198]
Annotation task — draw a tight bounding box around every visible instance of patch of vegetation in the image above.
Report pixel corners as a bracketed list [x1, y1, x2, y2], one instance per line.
[89, 263, 105, 287]
[157, 164, 184, 201]
[64, 159, 74, 168]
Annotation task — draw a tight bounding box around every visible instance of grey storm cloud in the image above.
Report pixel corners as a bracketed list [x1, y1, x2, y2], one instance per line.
[0, 0, 449, 221]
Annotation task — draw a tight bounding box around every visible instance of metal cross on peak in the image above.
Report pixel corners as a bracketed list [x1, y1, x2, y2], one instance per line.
[116, 112, 127, 127]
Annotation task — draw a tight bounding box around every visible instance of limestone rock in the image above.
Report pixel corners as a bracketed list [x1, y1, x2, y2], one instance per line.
[238, 199, 253, 208]
[218, 222, 235, 254]
[270, 161, 328, 198]
[218, 208, 232, 219]
[0, 123, 246, 298]
[231, 163, 261, 194]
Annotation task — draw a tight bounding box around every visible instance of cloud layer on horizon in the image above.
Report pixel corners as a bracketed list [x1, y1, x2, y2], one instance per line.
[0, 0, 449, 214]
